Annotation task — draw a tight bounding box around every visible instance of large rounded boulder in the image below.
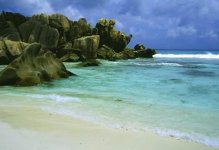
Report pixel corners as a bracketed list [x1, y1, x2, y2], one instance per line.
[0, 43, 74, 86]
[49, 13, 70, 32]
[73, 35, 100, 60]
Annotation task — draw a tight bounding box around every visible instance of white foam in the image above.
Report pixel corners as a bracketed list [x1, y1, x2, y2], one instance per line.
[154, 53, 219, 59]
[157, 62, 182, 66]
[155, 129, 219, 148]
[41, 105, 219, 148]
[42, 107, 102, 124]
[30, 94, 81, 103]
[132, 62, 182, 67]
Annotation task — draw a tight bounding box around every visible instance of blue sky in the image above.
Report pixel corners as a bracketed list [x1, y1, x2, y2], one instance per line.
[0, 0, 219, 49]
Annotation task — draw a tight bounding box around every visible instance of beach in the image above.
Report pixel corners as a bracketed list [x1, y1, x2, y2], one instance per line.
[0, 5, 219, 150]
[0, 50, 219, 149]
[0, 105, 217, 150]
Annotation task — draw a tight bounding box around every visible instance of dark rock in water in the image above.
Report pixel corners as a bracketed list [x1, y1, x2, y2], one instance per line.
[169, 78, 184, 83]
[97, 45, 136, 60]
[183, 70, 216, 77]
[73, 35, 100, 60]
[73, 35, 100, 66]
[133, 43, 156, 58]
[134, 44, 145, 50]
[0, 40, 29, 64]
[134, 48, 156, 58]
[78, 59, 101, 67]
[95, 19, 132, 52]
[60, 53, 81, 62]
[0, 43, 74, 86]
[97, 45, 116, 61]
[120, 48, 135, 59]
[18, 20, 59, 49]
[180, 100, 187, 104]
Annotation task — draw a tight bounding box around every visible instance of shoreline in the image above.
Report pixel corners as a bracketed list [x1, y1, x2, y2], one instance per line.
[0, 105, 217, 150]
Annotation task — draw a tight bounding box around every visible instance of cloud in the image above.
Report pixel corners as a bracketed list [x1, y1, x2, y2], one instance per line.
[25, 0, 54, 14]
[57, 6, 83, 20]
[202, 30, 218, 38]
[167, 26, 197, 38]
[115, 19, 124, 30]
[0, 0, 219, 49]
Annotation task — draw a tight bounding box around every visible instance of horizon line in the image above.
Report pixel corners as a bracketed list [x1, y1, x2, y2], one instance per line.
[155, 48, 219, 51]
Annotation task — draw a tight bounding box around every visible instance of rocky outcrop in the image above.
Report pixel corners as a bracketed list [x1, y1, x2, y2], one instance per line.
[68, 18, 93, 41]
[0, 12, 27, 41]
[73, 35, 100, 66]
[31, 13, 49, 25]
[134, 44, 145, 50]
[0, 40, 29, 64]
[134, 48, 156, 58]
[60, 53, 81, 62]
[73, 35, 100, 60]
[0, 43, 74, 86]
[97, 45, 135, 60]
[18, 21, 59, 49]
[97, 45, 116, 61]
[120, 48, 135, 59]
[0, 19, 21, 41]
[49, 14, 70, 32]
[0, 11, 27, 27]
[0, 12, 157, 66]
[133, 44, 156, 58]
[78, 59, 101, 67]
[95, 19, 132, 52]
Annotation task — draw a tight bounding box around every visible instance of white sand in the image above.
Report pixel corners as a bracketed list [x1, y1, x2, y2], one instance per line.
[0, 105, 218, 150]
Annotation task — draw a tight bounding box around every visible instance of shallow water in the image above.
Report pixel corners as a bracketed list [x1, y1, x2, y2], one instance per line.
[0, 50, 219, 147]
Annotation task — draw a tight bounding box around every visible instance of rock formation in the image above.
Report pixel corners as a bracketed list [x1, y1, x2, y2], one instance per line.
[134, 44, 145, 50]
[0, 43, 74, 86]
[0, 11, 156, 66]
[18, 20, 59, 49]
[0, 40, 29, 64]
[95, 19, 132, 52]
[73, 35, 100, 66]
[134, 44, 156, 58]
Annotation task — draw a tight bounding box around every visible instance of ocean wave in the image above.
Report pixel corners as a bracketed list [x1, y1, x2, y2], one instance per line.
[155, 129, 219, 148]
[154, 53, 219, 59]
[104, 60, 182, 67]
[132, 62, 182, 67]
[43, 107, 102, 124]
[42, 105, 219, 148]
[30, 94, 81, 103]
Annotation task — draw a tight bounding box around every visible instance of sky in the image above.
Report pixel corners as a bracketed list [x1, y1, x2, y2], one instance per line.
[0, 0, 219, 49]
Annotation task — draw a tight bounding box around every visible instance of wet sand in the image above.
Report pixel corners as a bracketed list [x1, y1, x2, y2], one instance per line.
[0, 105, 217, 150]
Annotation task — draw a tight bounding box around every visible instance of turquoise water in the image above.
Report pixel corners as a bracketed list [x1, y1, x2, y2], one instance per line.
[0, 50, 219, 147]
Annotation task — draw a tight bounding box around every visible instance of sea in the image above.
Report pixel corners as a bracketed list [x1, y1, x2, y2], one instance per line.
[0, 49, 219, 148]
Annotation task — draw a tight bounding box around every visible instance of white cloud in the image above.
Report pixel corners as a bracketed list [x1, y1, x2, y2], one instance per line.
[203, 30, 218, 38]
[167, 26, 197, 38]
[25, 0, 54, 14]
[58, 6, 83, 20]
[115, 19, 124, 29]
